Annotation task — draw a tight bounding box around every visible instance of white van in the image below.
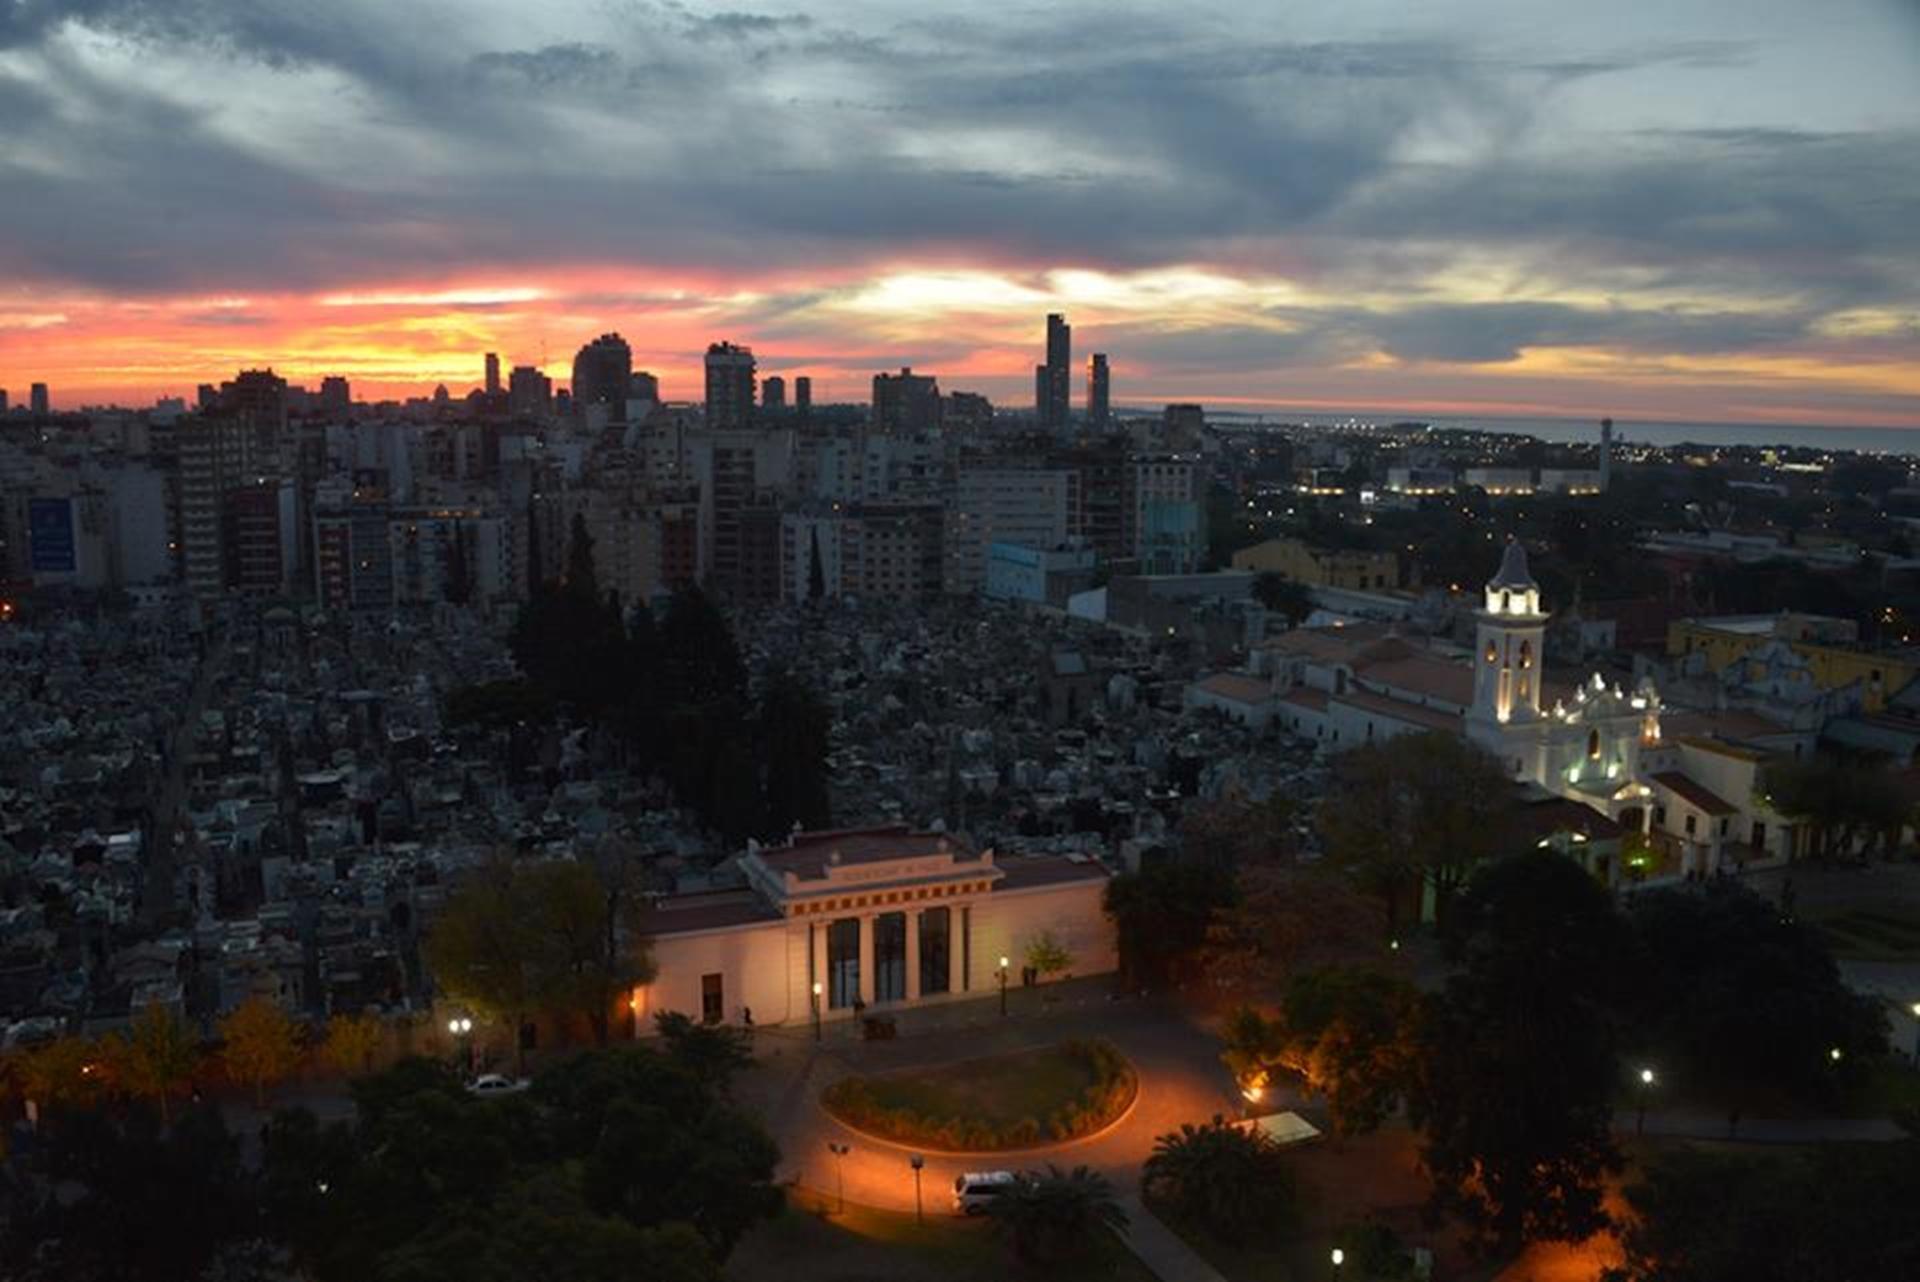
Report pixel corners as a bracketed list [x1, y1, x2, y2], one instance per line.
[951, 1170, 1020, 1215]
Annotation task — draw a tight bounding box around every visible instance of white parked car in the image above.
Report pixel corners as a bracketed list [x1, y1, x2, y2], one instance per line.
[466, 1074, 529, 1097]
[951, 1170, 1019, 1215]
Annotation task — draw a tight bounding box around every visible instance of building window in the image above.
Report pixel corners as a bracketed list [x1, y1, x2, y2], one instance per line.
[1655, 805, 1667, 826]
[827, 918, 860, 1010]
[874, 912, 907, 1003]
[1685, 814, 1697, 837]
[701, 973, 723, 1025]
[919, 907, 950, 995]
[1587, 729, 1601, 759]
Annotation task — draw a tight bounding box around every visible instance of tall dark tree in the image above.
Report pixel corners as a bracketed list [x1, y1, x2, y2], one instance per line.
[565, 512, 599, 601]
[1104, 859, 1239, 988]
[1624, 882, 1886, 1103]
[756, 669, 831, 838]
[1410, 852, 1625, 1254]
[1319, 731, 1520, 932]
[1251, 570, 1315, 625]
[806, 526, 825, 601]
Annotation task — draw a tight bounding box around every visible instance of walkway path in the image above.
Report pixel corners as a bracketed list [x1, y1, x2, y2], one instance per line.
[738, 978, 1253, 1282]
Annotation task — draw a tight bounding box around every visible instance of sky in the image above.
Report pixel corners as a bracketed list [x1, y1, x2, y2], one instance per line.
[0, 0, 1917, 426]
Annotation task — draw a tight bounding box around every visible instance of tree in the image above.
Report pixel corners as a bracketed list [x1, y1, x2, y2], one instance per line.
[1319, 731, 1520, 932]
[1273, 967, 1421, 1137]
[2, 1100, 256, 1282]
[1104, 859, 1239, 988]
[988, 1165, 1128, 1265]
[1142, 1117, 1297, 1245]
[1251, 571, 1315, 625]
[1410, 853, 1626, 1254]
[444, 521, 473, 605]
[1762, 753, 1908, 860]
[426, 857, 656, 1066]
[1180, 789, 1302, 868]
[653, 1012, 755, 1092]
[1025, 930, 1074, 982]
[564, 512, 599, 601]
[323, 1012, 384, 1078]
[221, 995, 304, 1107]
[13, 1035, 114, 1115]
[1623, 882, 1886, 1104]
[111, 1005, 202, 1126]
[1200, 864, 1385, 999]
[1612, 1141, 1920, 1282]
[755, 670, 831, 839]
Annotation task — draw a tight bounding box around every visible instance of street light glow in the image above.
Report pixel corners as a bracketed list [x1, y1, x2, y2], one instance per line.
[999, 956, 1009, 970]
[1331, 1248, 1345, 1266]
[1640, 1067, 1655, 1086]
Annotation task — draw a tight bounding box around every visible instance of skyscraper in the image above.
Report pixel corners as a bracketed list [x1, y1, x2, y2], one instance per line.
[485, 352, 501, 397]
[872, 368, 941, 433]
[631, 371, 660, 403]
[509, 365, 553, 417]
[571, 333, 633, 419]
[0, 389, 8, 414]
[30, 383, 50, 416]
[762, 375, 786, 411]
[1599, 416, 1614, 492]
[704, 341, 756, 429]
[1087, 353, 1110, 428]
[319, 376, 351, 417]
[794, 376, 812, 416]
[1042, 313, 1071, 429]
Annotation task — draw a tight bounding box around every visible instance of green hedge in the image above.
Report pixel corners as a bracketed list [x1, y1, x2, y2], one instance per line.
[822, 1039, 1138, 1151]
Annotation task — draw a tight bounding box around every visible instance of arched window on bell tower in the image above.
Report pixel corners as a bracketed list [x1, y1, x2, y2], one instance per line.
[1587, 729, 1601, 760]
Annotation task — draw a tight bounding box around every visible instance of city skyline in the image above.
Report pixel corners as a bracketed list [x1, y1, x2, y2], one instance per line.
[1, 1, 1916, 426]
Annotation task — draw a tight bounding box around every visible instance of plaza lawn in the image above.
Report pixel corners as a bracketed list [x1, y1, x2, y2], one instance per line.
[727, 1186, 1155, 1282]
[823, 1040, 1136, 1150]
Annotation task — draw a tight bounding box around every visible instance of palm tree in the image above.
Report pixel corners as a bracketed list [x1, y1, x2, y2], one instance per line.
[989, 1165, 1129, 1264]
[1143, 1116, 1297, 1245]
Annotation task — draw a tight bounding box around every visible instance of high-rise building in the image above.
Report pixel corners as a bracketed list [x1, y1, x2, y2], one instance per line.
[1087, 354, 1110, 428]
[704, 341, 757, 430]
[1035, 365, 1049, 419]
[318, 376, 351, 417]
[794, 376, 812, 415]
[762, 375, 786, 411]
[571, 333, 633, 419]
[197, 384, 218, 411]
[1042, 313, 1071, 428]
[1599, 416, 1614, 492]
[871, 368, 941, 433]
[631, 371, 660, 403]
[1161, 403, 1205, 451]
[177, 416, 271, 598]
[0, 389, 8, 414]
[30, 383, 50, 416]
[485, 353, 501, 397]
[509, 365, 553, 417]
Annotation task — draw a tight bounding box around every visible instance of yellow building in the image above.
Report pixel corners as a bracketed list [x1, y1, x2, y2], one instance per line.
[1231, 536, 1401, 592]
[1667, 615, 1918, 713]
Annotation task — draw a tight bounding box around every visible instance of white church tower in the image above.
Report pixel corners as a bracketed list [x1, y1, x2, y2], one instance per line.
[1471, 537, 1547, 726]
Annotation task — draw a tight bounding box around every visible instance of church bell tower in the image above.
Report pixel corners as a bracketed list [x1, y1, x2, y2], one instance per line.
[1471, 537, 1548, 726]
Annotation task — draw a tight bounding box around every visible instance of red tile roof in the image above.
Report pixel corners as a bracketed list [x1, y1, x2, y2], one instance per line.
[1652, 771, 1739, 817]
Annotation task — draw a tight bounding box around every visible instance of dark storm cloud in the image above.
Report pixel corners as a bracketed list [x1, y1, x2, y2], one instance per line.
[0, 0, 1914, 385]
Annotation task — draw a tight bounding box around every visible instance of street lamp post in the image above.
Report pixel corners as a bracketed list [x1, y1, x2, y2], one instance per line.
[998, 956, 1010, 1017]
[812, 982, 823, 1042]
[910, 1154, 925, 1225]
[1910, 1002, 1920, 1062]
[827, 1142, 850, 1214]
[447, 1016, 474, 1078]
[1636, 1066, 1655, 1136]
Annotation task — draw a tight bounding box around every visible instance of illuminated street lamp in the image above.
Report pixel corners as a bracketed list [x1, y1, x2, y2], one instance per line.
[910, 1153, 925, 1224]
[1331, 1246, 1345, 1280]
[827, 1141, 851, 1214]
[998, 956, 1010, 1017]
[812, 982, 823, 1042]
[1636, 1067, 1656, 1136]
[447, 1016, 475, 1077]
[1910, 1002, 1920, 1062]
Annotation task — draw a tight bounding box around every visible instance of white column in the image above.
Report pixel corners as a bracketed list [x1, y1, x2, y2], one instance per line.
[905, 910, 922, 1003]
[951, 903, 967, 994]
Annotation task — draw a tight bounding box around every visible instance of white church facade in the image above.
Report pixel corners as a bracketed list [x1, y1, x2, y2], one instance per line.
[1244, 538, 1798, 881]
